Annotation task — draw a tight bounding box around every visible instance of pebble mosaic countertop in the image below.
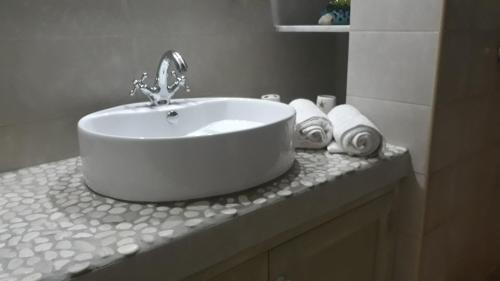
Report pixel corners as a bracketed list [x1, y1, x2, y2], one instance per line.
[0, 145, 406, 281]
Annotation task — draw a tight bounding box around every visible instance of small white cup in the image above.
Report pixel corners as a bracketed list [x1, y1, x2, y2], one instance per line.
[261, 94, 281, 102]
[316, 95, 337, 114]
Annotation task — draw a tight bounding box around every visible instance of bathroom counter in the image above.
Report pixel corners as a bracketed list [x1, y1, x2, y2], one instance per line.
[0, 145, 410, 281]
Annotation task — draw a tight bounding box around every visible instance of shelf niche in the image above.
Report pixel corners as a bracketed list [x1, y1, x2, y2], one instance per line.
[270, 0, 350, 33]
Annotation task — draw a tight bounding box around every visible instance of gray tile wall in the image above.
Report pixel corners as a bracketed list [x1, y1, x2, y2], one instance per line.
[0, 0, 349, 172]
[421, 0, 500, 279]
[348, 0, 500, 280]
[345, 0, 445, 280]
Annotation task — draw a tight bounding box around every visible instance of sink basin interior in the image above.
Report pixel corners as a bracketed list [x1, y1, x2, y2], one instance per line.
[79, 99, 294, 139]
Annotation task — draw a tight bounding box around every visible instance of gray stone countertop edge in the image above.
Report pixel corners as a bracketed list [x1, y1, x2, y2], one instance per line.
[73, 152, 412, 281]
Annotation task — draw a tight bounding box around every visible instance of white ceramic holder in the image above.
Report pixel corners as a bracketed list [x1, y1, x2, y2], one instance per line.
[316, 95, 337, 114]
[261, 94, 281, 102]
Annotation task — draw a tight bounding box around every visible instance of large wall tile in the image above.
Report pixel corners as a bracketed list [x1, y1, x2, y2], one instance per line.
[424, 165, 457, 233]
[434, 30, 472, 106]
[131, 32, 348, 104]
[428, 99, 469, 172]
[465, 31, 500, 99]
[419, 225, 451, 281]
[346, 96, 433, 173]
[347, 31, 439, 106]
[350, 0, 444, 31]
[393, 232, 422, 281]
[269, 0, 327, 25]
[442, 0, 477, 31]
[0, 0, 130, 40]
[0, 37, 137, 126]
[472, 0, 500, 31]
[0, 116, 80, 172]
[127, 0, 273, 36]
[394, 173, 427, 236]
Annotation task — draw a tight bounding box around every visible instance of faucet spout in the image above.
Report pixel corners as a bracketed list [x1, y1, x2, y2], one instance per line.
[130, 50, 189, 106]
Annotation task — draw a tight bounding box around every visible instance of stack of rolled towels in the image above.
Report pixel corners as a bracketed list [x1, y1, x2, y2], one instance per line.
[289, 99, 384, 157]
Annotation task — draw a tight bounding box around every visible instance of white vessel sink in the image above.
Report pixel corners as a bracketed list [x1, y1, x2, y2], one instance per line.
[78, 98, 296, 202]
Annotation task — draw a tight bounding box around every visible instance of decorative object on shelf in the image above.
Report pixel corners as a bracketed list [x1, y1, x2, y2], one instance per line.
[318, 0, 350, 26]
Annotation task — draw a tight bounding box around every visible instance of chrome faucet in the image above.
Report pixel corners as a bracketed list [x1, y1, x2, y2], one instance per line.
[130, 50, 190, 106]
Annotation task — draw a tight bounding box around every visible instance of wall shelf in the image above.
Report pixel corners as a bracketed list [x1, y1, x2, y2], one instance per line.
[274, 25, 350, 33]
[270, 0, 350, 34]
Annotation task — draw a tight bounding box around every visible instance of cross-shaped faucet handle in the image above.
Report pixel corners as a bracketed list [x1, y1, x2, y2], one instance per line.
[130, 72, 149, 96]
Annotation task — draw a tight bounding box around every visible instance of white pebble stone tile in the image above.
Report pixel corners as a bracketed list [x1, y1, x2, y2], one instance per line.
[74, 253, 93, 261]
[186, 201, 210, 211]
[183, 210, 200, 219]
[141, 235, 155, 244]
[158, 230, 174, 238]
[97, 247, 114, 258]
[129, 204, 143, 212]
[133, 216, 149, 224]
[117, 238, 135, 247]
[139, 208, 154, 216]
[169, 207, 183, 215]
[26, 257, 41, 266]
[12, 267, 34, 275]
[152, 212, 168, 219]
[19, 248, 34, 258]
[53, 259, 70, 271]
[101, 236, 117, 247]
[33, 237, 49, 244]
[253, 198, 267, 205]
[102, 215, 123, 223]
[118, 231, 135, 237]
[7, 258, 23, 270]
[97, 224, 112, 231]
[204, 210, 216, 218]
[221, 209, 238, 216]
[73, 241, 96, 252]
[20, 272, 42, 281]
[67, 224, 86, 231]
[21, 232, 39, 242]
[34, 243, 52, 252]
[117, 244, 139, 256]
[141, 227, 157, 234]
[132, 223, 148, 231]
[8, 236, 21, 247]
[43, 251, 57, 261]
[184, 219, 203, 228]
[108, 207, 127, 215]
[67, 262, 90, 275]
[160, 220, 182, 229]
[156, 206, 169, 212]
[277, 190, 292, 197]
[59, 250, 75, 258]
[72, 233, 92, 239]
[95, 230, 116, 239]
[96, 205, 111, 212]
[238, 195, 251, 205]
[115, 223, 132, 230]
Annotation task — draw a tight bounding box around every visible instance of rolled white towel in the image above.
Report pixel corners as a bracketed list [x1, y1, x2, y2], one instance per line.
[327, 104, 384, 157]
[290, 99, 333, 149]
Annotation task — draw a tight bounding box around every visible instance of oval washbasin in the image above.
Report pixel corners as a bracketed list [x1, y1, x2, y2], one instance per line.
[78, 98, 296, 202]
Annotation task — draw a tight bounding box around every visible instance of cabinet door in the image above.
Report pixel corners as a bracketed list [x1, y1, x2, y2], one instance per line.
[269, 197, 392, 281]
[207, 253, 268, 281]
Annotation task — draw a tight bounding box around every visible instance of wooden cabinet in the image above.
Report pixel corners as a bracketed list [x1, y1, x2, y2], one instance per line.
[269, 196, 392, 281]
[207, 254, 268, 281]
[187, 194, 394, 281]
